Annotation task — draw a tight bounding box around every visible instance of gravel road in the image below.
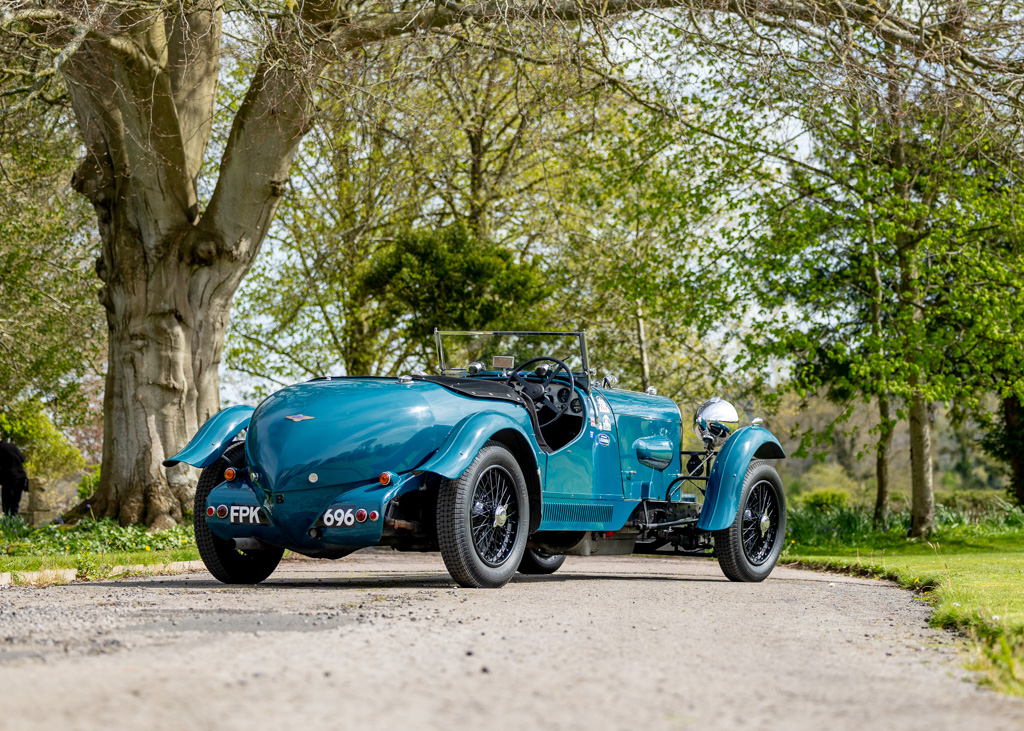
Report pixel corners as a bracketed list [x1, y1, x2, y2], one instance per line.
[0, 551, 1021, 730]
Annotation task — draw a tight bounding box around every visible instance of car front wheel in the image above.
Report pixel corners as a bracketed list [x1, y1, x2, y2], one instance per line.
[713, 460, 786, 582]
[437, 442, 529, 588]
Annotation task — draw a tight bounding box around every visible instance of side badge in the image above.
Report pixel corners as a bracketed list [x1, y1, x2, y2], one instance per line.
[286, 414, 314, 422]
[598, 433, 611, 447]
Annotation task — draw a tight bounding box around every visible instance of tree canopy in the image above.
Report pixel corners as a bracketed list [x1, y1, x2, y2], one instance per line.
[1, 0, 1024, 524]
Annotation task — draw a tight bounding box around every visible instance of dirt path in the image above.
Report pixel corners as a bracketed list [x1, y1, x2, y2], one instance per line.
[0, 552, 1021, 730]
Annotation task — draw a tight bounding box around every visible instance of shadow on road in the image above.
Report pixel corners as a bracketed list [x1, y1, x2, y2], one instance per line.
[97, 570, 728, 591]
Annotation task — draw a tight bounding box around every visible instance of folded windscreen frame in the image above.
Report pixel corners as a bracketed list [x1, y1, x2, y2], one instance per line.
[434, 330, 590, 376]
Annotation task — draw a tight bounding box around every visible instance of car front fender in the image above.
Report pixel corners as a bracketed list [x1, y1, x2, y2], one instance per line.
[697, 425, 785, 532]
[418, 410, 539, 480]
[162, 405, 255, 469]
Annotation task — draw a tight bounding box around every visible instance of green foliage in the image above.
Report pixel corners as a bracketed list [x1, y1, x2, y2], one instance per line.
[787, 496, 1024, 547]
[798, 487, 849, 512]
[0, 399, 84, 482]
[556, 104, 747, 400]
[226, 36, 743, 404]
[981, 396, 1024, 505]
[0, 516, 194, 557]
[77, 465, 101, 501]
[721, 33, 1024, 500]
[226, 36, 598, 393]
[0, 104, 104, 422]
[362, 224, 550, 344]
[790, 463, 859, 497]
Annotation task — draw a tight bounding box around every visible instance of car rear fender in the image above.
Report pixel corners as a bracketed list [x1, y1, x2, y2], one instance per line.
[162, 405, 255, 469]
[420, 411, 539, 479]
[696, 425, 785, 532]
[419, 411, 543, 532]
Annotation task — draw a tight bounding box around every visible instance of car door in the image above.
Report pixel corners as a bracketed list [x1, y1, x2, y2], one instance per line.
[543, 389, 623, 500]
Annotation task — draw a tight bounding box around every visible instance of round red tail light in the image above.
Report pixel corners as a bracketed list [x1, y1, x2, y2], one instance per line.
[355, 509, 367, 523]
[216, 505, 228, 519]
[369, 511, 379, 522]
[206, 506, 215, 517]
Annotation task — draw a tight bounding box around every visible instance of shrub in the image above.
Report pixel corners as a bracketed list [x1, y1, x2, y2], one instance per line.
[792, 463, 859, 497]
[786, 503, 877, 546]
[77, 466, 101, 501]
[0, 400, 84, 482]
[785, 493, 1024, 547]
[1, 517, 194, 557]
[799, 488, 849, 512]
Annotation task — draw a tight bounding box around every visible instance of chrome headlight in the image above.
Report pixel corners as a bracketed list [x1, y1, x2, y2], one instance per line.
[693, 397, 739, 449]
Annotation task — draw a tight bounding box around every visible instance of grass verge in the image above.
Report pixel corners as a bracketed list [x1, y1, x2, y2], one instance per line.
[784, 530, 1024, 696]
[1, 515, 200, 581]
[1, 547, 201, 577]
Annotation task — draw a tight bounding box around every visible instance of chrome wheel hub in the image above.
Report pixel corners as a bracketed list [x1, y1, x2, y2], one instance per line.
[493, 504, 508, 528]
[759, 511, 770, 537]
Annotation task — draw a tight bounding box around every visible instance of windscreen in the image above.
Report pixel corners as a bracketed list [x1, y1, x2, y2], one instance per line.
[437, 331, 586, 374]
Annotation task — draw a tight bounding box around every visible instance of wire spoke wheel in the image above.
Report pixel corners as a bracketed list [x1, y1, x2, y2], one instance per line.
[740, 481, 779, 566]
[714, 460, 786, 582]
[470, 465, 520, 567]
[437, 442, 530, 588]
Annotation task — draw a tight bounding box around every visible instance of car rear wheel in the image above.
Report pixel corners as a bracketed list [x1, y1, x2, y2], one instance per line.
[518, 548, 566, 575]
[194, 443, 284, 585]
[713, 460, 786, 582]
[437, 442, 529, 588]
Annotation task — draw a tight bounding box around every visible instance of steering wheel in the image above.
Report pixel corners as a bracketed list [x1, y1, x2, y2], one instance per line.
[505, 357, 577, 428]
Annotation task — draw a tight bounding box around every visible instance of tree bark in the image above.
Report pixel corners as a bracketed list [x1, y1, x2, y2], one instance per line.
[92, 232, 229, 527]
[58, 3, 339, 527]
[873, 393, 893, 527]
[1005, 394, 1024, 506]
[636, 300, 651, 391]
[907, 389, 935, 536]
[868, 232, 892, 528]
[897, 247, 934, 537]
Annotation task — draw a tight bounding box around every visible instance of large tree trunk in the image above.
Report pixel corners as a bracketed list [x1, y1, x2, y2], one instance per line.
[873, 393, 893, 527]
[58, 3, 337, 526]
[1005, 394, 1024, 506]
[908, 389, 935, 536]
[92, 229, 232, 527]
[898, 247, 935, 537]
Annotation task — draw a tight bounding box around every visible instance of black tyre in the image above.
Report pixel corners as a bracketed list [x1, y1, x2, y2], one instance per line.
[714, 460, 786, 583]
[194, 443, 284, 584]
[437, 442, 530, 588]
[518, 548, 566, 575]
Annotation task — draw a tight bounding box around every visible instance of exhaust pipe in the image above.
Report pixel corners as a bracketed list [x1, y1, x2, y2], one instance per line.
[228, 537, 269, 551]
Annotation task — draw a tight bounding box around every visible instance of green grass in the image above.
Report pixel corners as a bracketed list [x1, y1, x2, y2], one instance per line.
[785, 524, 1024, 696]
[1, 547, 200, 576]
[0, 515, 199, 578]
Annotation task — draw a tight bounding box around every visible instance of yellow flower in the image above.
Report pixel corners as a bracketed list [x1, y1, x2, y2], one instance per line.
[144, 546, 151, 551]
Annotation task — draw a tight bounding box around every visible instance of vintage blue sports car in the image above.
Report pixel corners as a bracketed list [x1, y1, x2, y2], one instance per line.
[166, 330, 787, 588]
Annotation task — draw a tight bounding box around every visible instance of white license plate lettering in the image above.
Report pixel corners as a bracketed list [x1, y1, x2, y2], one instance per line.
[229, 505, 263, 524]
[321, 506, 355, 527]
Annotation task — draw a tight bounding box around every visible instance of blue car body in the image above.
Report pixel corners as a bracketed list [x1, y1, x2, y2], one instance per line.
[168, 330, 786, 584]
